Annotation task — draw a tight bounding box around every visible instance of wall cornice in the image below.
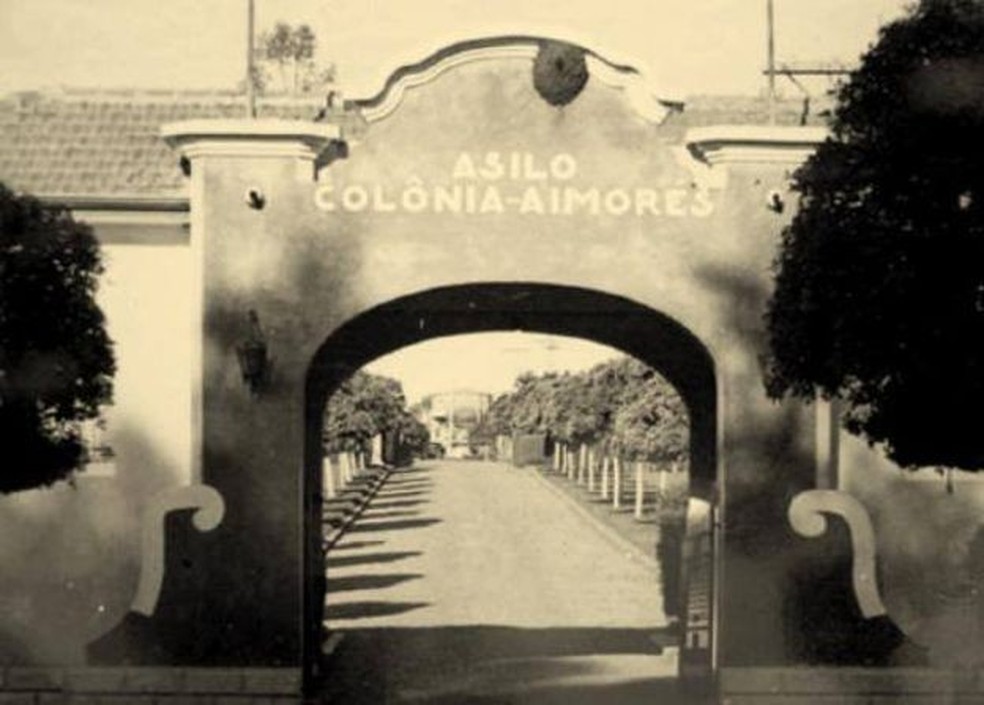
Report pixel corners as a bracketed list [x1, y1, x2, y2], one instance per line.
[40, 194, 189, 212]
[686, 125, 829, 167]
[161, 119, 340, 161]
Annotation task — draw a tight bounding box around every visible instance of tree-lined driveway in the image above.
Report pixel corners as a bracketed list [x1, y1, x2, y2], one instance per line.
[321, 460, 682, 704]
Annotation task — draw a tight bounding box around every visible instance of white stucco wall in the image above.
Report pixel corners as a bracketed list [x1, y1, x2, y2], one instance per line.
[841, 432, 984, 667]
[99, 242, 194, 485]
[0, 237, 194, 665]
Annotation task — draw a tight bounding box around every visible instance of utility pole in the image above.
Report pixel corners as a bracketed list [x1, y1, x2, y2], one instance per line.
[246, 0, 257, 118]
[766, 0, 777, 125]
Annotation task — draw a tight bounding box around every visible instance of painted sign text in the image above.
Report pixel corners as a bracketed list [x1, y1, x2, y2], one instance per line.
[315, 152, 716, 218]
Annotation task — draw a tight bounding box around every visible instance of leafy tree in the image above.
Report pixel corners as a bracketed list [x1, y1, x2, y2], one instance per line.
[612, 377, 688, 463]
[0, 184, 115, 493]
[394, 409, 430, 456]
[555, 372, 601, 446]
[505, 371, 560, 434]
[471, 392, 515, 442]
[323, 370, 414, 455]
[323, 382, 370, 454]
[765, 0, 984, 470]
[551, 363, 621, 448]
[482, 355, 687, 463]
[249, 22, 336, 96]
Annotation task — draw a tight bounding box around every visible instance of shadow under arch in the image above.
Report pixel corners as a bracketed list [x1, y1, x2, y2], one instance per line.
[301, 281, 718, 691]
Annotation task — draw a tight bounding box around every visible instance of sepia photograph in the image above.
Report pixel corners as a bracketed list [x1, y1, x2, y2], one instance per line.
[1, 0, 982, 702]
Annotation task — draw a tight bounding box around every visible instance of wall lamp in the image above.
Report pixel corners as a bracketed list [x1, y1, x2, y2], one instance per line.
[236, 310, 270, 396]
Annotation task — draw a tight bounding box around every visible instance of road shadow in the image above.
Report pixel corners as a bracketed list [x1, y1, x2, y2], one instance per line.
[370, 500, 428, 509]
[323, 498, 364, 513]
[382, 476, 433, 485]
[327, 551, 423, 569]
[348, 518, 442, 533]
[335, 477, 385, 492]
[324, 601, 430, 620]
[330, 540, 386, 552]
[586, 496, 616, 505]
[373, 490, 428, 500]
[319, 625, 700, 705]
[360, 510, 421, 520]
[375, 484, 433, 494]
[327, 573, 424, 593]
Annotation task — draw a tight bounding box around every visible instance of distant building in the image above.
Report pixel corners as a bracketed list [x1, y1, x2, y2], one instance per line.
[415, 390, 491, 459]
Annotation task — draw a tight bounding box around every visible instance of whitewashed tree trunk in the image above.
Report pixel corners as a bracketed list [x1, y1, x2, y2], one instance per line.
[634, 461, 645, 520]
[553, 443, 561, 471]
[371, 434, 384, 466]
[613, 456, 622, 509]
[601, 455, 610, 499]
[578, 445, 588, 485]
[332, 455, 342, 493]
[323, 455, 337, 499]
[587, 447, 596, 492]
[340, 452, 352, 484]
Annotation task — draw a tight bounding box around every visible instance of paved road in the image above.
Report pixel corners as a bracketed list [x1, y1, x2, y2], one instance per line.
[321, 460, 683, 704]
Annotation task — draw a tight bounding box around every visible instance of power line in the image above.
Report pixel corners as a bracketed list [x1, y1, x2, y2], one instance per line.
[764, 2, 853, 124]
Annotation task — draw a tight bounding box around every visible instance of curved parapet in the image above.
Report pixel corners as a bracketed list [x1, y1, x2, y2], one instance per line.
[349, 35, 683, 125]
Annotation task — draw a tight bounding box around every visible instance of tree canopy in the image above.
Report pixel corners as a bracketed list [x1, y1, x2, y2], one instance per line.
[249, 22, 336, 96]
[765, 0, 984, 470]
[323, 370, 428, 455]
[0, 184, 115, 493]
[477, 356, 688, 464]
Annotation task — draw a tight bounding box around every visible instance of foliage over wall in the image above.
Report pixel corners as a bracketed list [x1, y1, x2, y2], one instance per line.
[475, 356, 688, 464]
[0, 183, 115, 493]
[765, 0, 984, 470]
[246, 21, 336, 96]
[323, 370, 428, 456]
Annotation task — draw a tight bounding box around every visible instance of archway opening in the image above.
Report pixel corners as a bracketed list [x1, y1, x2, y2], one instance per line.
[302, 283, 717, 699]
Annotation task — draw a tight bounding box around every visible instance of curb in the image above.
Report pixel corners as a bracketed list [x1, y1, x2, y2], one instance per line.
[320, 466, 393, 674]
[323, 466, 393, 552]
[527, 466, 662, 575]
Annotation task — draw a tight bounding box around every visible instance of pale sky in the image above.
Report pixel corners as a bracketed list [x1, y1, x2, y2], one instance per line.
[0, 0, 912, 98]
[365, 332, 622, 403]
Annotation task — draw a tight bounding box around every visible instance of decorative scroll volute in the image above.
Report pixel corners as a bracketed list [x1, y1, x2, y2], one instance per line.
[788, 489, 886, 618]
[131, 484, 226, 616]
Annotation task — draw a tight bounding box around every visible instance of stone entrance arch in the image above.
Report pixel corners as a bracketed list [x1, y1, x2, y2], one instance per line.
[302, 281, 719, 684]
[84, 34, 857, 703]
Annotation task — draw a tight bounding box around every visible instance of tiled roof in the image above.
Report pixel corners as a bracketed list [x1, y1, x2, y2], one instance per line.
[0, 90, 323, 199]
[0, 89, 831, 200]
[679, 94, 834, 128]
